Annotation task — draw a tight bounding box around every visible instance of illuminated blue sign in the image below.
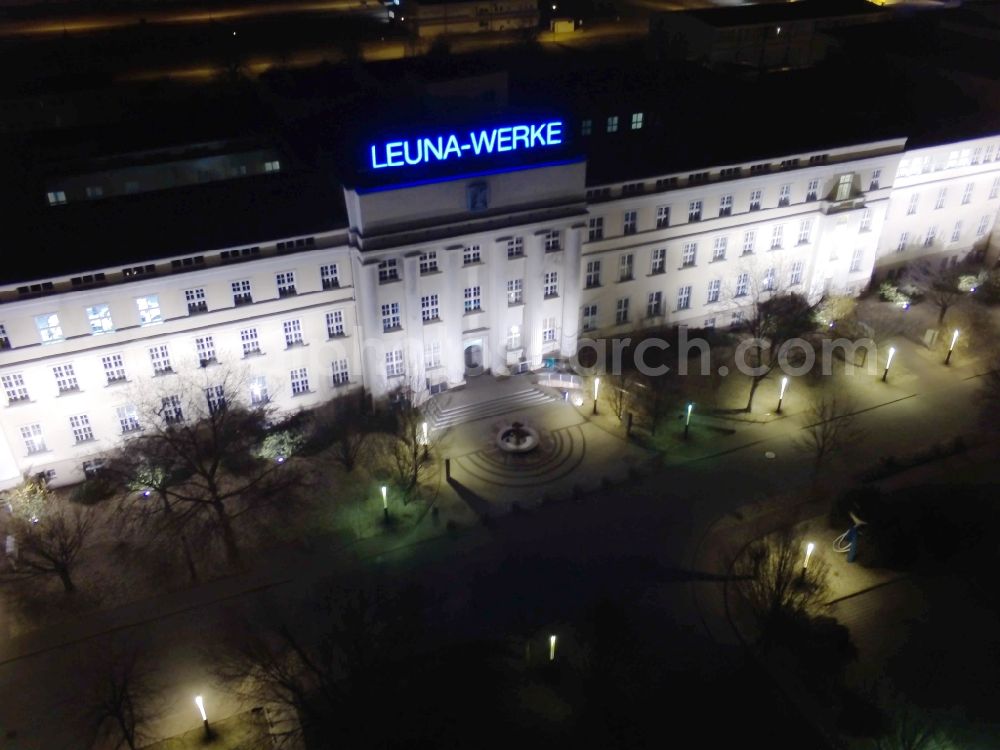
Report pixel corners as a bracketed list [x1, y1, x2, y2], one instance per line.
[369, 121, 563, 171]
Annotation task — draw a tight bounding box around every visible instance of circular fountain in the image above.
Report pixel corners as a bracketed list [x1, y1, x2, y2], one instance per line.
[496, 421, 539, 454]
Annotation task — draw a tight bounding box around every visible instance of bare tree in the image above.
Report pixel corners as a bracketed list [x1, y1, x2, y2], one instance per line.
[85, 639, 162, 750]
[902, 260, 969, 325]
[107, 369, 300, 569]
[607, 371, 633, 421]
[730, 529, 830, 647]
[6, 506, 96, 593]
[631, 371, 680, 435]
[374, 384, 441, 502]
[872, 700, 950, 750]
[797, 389, 865, 479]
[309, 397, 372, 472]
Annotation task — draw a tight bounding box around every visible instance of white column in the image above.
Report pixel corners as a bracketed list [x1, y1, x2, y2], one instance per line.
[488, 239, 508, 375]
[402, 253, 427, 396]
[442, 246, 466, 386]
[560, 224, 584, 356]
[523, 233, 544, 369]
[352, 257, 387, 399]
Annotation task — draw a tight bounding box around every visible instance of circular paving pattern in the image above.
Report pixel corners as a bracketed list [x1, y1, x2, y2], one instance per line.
[450, 423, 586, 487]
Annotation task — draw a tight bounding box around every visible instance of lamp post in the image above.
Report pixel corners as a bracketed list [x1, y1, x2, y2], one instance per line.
[776, 376, 788, 414]
[381, 485, 388, 522]
[592, 377, 600, 415]
[195, 695, 211, 739]
[945, 329, 959, 365]
[800, 541, 815, 581]
[549, 634, 557, 662]
[881, 346, 896, 383]
[684, 402, 693, 439]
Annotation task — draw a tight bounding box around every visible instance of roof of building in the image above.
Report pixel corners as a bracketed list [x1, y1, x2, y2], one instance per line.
[682, 0, 886, 28]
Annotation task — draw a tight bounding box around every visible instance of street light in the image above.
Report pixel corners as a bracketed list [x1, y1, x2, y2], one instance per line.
[549, 634, 557, 661]
[194, 695, 210, 739]
[381, 485, 388, 522]
[592, 377, 600, 415]
[945, 329, 959, 365]
[803, 541, 815, 570]
[881, 346, 896, 383]
[420, 421, 429, 445]
[684, 402, 693, 439]
[776, 376, 788, 414]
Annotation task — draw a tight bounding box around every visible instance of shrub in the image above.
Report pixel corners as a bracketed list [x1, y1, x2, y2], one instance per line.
[878, 281, 912, 308]
[70, 477, 116, 506]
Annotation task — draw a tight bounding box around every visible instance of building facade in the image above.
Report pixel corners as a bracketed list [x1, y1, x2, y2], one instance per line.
[2, 121, 999, 489]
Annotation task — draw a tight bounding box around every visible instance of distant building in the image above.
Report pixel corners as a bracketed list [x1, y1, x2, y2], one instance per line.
[407, 0, 539, 38]
[651, 0, 889, 71]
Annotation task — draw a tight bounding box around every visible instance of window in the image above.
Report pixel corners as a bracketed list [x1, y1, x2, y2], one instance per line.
[185, 288, 208, 314]
[544, 230, 561, 251]
[630, 112, 644, 130]
[977, 215, 991, 237]
[749, 190, 762, 211]
[249, 376, 268, 405]
[325, 310, 345, 337]
[586, 260, 602, 288]
[232, 280, 253, 306]
[284, 319, 304, 346]
[424, 341, 442, 370]
[581, 119, 592, 136]
[688, 200, 702, 222]
[117, 405, 141, 434]
[507, 279, 523, 305]
[0, 323, 8, 350]
[70, 414, 94, 443]
[160, 395, 183, 424]
[332, 359, 350, 385]
[973, 147, 983, 165]
[951, 221, 962, 243]
[287, 368, 309, 396]
[742, 230, 756, 256]
[992, 177, 1000, 200]
[542, 317, 557, 343]
[712, 237, 727, 262]
[276, 272, 297, 297]
[421, 294, 440, 321]
[381, 303, 401, 332]
[378, 259, 399, 283]
[682, 242, 697, 267]
[507, 237, 524, 258]
[763, 267, 777, 291]
[676, 285, 691, 310]
[544, 272, 559, 297]
[204, 385, 226, 414]
[778, 184, 791, 207]
[623, 210, 637, 235]
[419, 252, 438, 274]
[647, 291, 663, 318]
[896, 232, 909, 253]
[196, 336, 216, 366]
[463, 245, 481, 265]
[987, 145, 996, 162]
[704, 318, 716, 329]
[21, 424, 46, 454]
[47, 191, 67, 206]
[860, 208, 873, 233]
[650, 248, 666, 274]
[835, 174, 853, 201]
[806, 179, 819, 202]
[582, 304, 598, 331]
[615, 298, 630, 324]
[735, 273, 750, 297]
[2, 373, 29, 403]
[656, 206, 670, 228]
[869, 168, 882, 191]
[789, 261, 804, 286]
[962, 182, 974, 205]
[588, 217, 604, 241]
[769, 225, 784, 250]
[35, 313, 63, 343]
[507, 325, 522, 349]
[385, 350, 405, 378]
[707, 279, 721, 303]
[797, 219, 813, 245]
[320, 264, 340, 290]
[264, 160, 281, 173]
[464, 287, 482, 313]
[907, 194, 919, 215]
[935, 188, 947, 210]
[924, 226, 937, 248]
[850, 249, 864, 273]
[606, 116, 619, 133]
[136, 296, 161, 326]
[619, 254, 634, 281]
[719, 194, 733, 217]
[53, 364, 79, 392]
[241, 328, 261, 356]
[102, 354, 127, 384]
[86, 304, 114, 334]
[149, 345, 172, 375]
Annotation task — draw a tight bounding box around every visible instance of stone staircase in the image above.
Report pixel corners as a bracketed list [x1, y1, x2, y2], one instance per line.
[424, 387, 557, 429]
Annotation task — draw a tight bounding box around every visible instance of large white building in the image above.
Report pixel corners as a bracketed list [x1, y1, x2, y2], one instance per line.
[1, 115, 999, 489]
